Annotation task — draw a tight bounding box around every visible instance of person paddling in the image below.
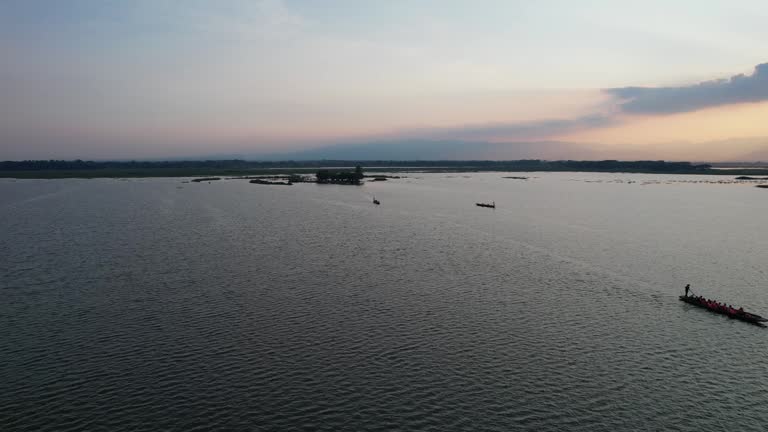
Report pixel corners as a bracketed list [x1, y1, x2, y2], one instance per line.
[684, 284, 691, 297]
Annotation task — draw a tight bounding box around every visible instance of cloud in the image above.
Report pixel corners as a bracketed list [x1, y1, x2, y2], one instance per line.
[607, 62, 768, 114]
[261, 139, 598, 161]
[382, 114, 616, 142]
[254, 114, 616, 161]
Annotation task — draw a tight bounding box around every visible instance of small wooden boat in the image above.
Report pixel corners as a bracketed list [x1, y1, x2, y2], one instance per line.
[372, 196, 380, 205]
[679, 295, 767, 325]
[476, 201, 495, 208]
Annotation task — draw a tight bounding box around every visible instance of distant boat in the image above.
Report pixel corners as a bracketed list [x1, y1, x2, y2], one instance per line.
[476, 201, 495, 208]
[373, 196, 380, 205]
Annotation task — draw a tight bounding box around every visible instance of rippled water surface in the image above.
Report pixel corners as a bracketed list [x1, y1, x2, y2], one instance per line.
[2, 173, 768, 431]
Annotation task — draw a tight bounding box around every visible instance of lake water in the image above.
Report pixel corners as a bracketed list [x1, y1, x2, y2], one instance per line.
[2, 172, 768, 431]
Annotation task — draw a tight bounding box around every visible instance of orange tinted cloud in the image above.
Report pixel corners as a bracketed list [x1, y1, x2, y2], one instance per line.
[560, 102, 768, 160]
[563, 101, 768, 143]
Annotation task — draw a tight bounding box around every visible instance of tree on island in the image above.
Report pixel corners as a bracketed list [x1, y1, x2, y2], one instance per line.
[315, 166, 364, 184]
[316, 169, 331, 183]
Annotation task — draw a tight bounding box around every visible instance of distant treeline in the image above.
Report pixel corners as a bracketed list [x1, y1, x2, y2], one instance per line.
[0, 159, 257, 171]
[0, 159, 712, 172]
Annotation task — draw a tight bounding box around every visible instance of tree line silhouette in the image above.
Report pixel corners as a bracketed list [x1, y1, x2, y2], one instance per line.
[1, 159, 711, 172]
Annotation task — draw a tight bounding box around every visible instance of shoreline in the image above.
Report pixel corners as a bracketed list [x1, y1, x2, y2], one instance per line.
[4, 166, 768, 179]
[3, 159, 768, 179]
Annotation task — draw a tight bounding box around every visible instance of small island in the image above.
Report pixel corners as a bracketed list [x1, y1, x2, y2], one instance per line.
[246, 174, 310, 185]
[364, 174, 402, 181]
[245, 167, 380, 186]
[250, 179, 292, 185]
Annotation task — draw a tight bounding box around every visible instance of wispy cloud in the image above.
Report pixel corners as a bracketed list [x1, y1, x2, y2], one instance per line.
[607, 62, 768, 114]
[381, 114, 616, 142]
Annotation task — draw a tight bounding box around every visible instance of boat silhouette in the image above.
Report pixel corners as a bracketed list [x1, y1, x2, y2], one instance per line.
[679, 295, 767, 326]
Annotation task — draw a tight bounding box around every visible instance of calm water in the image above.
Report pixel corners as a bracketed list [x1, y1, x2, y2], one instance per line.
[2, 173, 768, 431]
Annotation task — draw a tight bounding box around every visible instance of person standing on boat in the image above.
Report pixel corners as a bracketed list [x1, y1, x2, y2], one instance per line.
[684, 284, 691, 297]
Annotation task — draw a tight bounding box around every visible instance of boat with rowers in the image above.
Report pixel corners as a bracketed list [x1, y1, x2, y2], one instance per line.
[476, 201, 495, 208]
[679, 294, 767, 325]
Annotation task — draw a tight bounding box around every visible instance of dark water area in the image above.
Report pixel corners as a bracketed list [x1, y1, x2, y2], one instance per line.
[2, 173, 768, 431]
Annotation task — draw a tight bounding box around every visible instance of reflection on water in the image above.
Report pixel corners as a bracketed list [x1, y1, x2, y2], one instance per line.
[2, 173, 768, 431]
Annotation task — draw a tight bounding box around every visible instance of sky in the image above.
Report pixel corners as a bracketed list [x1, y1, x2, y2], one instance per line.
[1, 0, 768, 161]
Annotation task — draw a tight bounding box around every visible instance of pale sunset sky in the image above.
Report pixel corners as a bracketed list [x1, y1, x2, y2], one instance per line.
[1, 0, 768, 160]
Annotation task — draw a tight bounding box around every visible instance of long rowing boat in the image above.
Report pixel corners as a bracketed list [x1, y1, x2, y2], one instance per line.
[679, 295, 767, 325]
